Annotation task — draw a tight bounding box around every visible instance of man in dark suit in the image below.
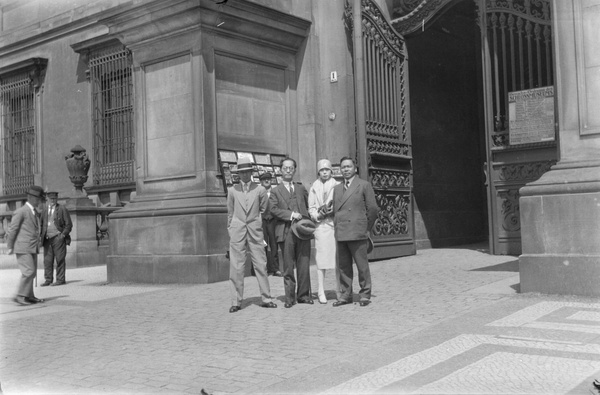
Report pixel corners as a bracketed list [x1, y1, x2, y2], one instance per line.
[332, 157, 379, 307]
[259, 172, 282, 277]
[269, 158, 313, 308]
[40, 191, 73, 286]
[6, 185, 46, 305]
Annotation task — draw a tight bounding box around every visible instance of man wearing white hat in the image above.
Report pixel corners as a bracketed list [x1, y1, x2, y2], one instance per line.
[227, 157, 277, 313]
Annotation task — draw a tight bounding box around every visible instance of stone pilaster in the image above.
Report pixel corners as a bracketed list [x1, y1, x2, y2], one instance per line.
[519, 0, 600, 296]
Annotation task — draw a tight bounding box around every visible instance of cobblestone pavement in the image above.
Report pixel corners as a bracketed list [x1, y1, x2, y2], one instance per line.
[1, 245, 600, 394]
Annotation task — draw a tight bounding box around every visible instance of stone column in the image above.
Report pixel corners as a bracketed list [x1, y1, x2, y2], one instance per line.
[519, 0, 600, 296]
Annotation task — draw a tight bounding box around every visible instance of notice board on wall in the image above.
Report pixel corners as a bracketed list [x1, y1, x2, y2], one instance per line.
[508, 86, 555, 145]
[218, 150, 288, 193]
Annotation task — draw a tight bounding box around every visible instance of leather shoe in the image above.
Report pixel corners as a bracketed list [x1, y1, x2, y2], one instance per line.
[359, 300, 371, 307]
[333, 300, 351, 307]
[284, 302, 294, 308]
[13, 297, 31, 306]
[51, 281, 65, 286]
[25, 297, 45, 304]
[40, 281, 52, 287]
[297, 299, 314, 305]
[260, 302, 277, 308]
[229, 306, 241, 313]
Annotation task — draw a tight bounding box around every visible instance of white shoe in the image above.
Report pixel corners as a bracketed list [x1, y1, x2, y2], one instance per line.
[318, 293, 327, 304]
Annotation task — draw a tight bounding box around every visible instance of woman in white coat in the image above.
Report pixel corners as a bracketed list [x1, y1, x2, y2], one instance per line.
[308, 159, 340, 304]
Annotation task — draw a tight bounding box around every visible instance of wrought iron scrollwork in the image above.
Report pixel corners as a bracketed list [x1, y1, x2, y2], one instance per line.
[372, 192, 410, 236]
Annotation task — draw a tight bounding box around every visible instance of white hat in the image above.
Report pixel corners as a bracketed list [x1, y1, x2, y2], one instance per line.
[317, 159, 332, 172]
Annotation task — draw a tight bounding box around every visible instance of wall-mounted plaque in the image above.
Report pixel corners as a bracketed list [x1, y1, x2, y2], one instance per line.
[219, 150, 237, 163]
[254, 153, 271, 165]
[508, 86, 555, 145]
[271, 154, 287, 166]
[237, 151, 254, 163]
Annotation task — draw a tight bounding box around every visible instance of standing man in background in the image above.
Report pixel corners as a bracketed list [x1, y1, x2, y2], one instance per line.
[258, 172, 282, 277]
[6, 185, 46, 305]
[332, 157, 379, 307]
[40, 191, 72, 286]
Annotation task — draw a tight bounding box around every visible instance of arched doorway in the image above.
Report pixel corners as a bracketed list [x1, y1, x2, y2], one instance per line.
[393, 0, 558, 255]
[406, 0, 488, 250]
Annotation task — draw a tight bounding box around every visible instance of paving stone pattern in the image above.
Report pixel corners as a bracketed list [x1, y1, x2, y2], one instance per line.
[1, 246, 599, 394]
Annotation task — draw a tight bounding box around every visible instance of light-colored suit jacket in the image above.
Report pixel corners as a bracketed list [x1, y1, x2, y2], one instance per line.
[269, 182, 309, 243]
[333, 177, 379, 241]
[227, 182, 267, 244]
[6, 204, 41, 253]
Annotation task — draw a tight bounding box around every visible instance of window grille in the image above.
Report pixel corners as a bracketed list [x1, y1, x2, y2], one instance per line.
[90, 45, 135, 186]
[1, 72, 36, 195]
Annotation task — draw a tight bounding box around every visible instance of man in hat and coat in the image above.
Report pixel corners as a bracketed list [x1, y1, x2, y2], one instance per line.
[40, 191, 73, 286]
[332, 157, 379, 307]
[6, 185, 46, 305]
[227, 157, 277, 313]
[258, 172, 282, 277]
[269, 157, 315, 308]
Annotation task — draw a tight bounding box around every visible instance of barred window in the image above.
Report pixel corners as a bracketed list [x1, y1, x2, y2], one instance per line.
[90, 45, 135, 186]
[1, 72, 36, 196]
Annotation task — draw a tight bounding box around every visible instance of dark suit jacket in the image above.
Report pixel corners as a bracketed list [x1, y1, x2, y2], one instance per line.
[40, 203, 73, 245]
[6, 204, 40, 253]
[269, 182, 309, 243]
[333, 177, 379, 241]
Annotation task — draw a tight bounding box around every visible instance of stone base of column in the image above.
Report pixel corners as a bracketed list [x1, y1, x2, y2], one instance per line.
[519, 160, 600, 296]
[107, 194, 231, 284]
[65, 197, 101, 268]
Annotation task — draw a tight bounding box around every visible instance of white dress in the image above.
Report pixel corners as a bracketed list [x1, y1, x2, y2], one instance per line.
[308, 178, 339, 270]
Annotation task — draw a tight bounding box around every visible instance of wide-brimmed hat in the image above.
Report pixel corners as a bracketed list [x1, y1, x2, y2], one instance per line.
[291, 218, 316, 240]
[317, 159, 332, 172]
[237, 157, 254, 172]
[258, 172, 272, 181]
[27, 185, 44, 197]
[367, 234, 374, 254]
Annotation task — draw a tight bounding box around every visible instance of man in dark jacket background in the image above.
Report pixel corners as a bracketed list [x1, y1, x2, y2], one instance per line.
[40, 191, 72, 286]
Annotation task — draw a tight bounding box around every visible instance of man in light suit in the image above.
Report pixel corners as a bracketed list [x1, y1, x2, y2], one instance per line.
[227, 157, 277, 313]
[332, 157, 379, 307]
[269, 157, 313, 308]
[40, 191, 73, 286]
[7, 185, 46, 306]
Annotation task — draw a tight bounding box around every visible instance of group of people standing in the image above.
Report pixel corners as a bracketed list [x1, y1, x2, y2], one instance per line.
[7, 186, 73, 306]
[226, 155, 379, 312]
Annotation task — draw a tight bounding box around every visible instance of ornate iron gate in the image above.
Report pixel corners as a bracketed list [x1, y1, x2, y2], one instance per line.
[345, 0, 416, 259]
[481, 0, 557, 254]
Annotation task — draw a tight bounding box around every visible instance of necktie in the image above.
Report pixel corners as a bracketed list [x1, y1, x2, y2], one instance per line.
[287, 183, 294, 194]
[243, 183, 248, 193]
[344, 181, 349, 191]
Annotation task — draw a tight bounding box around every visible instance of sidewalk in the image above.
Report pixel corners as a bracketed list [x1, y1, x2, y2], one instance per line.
[1, 245, 599, 394]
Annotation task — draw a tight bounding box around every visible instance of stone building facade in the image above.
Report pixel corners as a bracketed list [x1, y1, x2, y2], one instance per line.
[0, 0, 598, 295]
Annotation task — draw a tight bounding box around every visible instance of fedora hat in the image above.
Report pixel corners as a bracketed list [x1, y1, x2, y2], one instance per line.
[367, 234, 374, 254]
[236, 157, 254, 172]
[26, 185, 44, 198]
[46, 191, 59, 198]
[291, 218, 316, 240]
[258, 172, 272, 181]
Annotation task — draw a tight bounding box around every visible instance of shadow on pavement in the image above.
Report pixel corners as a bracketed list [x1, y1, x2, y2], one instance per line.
[470, 259, 519, 272]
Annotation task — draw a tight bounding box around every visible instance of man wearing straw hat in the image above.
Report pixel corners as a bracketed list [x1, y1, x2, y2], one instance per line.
[227, 157, 277, 313]
[6, 185, 46, 306]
